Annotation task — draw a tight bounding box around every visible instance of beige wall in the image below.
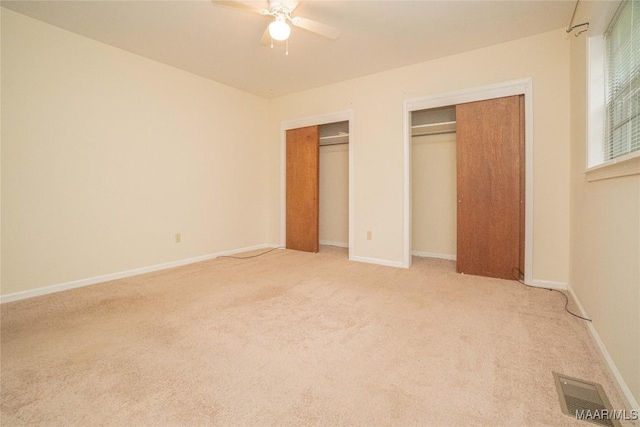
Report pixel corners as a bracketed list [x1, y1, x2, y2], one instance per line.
[569, 32, 640, 407]
[0, 6, 3, 291]
[1, 9, 270, 295]
[411, 132, 456, 258]
[319, 144, 349, 246]
[269, 28, 571, 281]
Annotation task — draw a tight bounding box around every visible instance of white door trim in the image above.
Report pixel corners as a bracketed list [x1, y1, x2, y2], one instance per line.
[403, 78, 534, 285]
[280, 110, 354, 259]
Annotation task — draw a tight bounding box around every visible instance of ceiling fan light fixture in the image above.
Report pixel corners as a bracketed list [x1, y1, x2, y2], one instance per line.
[269, 17, 291, 41]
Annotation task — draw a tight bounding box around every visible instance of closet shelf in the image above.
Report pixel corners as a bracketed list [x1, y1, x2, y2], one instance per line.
[411, 121, 456, 137]
[320, 133, 349, 146]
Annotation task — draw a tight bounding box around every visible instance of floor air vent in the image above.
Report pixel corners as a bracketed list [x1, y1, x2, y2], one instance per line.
[553, 372, 621, 427]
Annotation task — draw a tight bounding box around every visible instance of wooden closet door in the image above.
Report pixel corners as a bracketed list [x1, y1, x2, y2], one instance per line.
[286, 126, 320, 252]
[456, 95, 523, 279]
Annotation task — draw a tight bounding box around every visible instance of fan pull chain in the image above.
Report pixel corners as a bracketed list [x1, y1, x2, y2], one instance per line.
[286, 39, 289, 55]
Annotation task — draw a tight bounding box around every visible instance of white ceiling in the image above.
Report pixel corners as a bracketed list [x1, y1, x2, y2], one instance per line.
[1, 0, 576, 99]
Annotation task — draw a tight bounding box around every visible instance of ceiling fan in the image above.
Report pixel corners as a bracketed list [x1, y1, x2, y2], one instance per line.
[212, 0, 340, 45]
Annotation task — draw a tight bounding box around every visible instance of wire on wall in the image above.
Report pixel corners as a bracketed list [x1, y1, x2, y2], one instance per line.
[217, 247, 282, 260]
[512, 267, 592, 322]
[566, 0, 590, 37]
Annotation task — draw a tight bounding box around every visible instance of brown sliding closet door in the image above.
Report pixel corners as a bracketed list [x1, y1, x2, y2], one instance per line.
[456, 95, 524, 279]
[286, 125, 320, 252]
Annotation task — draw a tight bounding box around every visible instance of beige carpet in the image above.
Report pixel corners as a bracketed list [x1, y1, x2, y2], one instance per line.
[0, 246, 633, 426]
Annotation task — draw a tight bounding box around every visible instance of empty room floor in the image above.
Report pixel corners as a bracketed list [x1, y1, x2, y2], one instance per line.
[0, 246, 631, 426]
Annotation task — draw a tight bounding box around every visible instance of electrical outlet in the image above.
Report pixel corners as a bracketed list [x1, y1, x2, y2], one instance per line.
[366, 231, 372, 240]
[175, 233, 182, 243]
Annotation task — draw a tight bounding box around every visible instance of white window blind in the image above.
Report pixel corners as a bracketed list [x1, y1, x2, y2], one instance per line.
[604, 0, 639, 161]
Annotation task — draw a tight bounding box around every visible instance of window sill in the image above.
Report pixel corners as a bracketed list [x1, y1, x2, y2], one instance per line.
[585, 152, 640, 182]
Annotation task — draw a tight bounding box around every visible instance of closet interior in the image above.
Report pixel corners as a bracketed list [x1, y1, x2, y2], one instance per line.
[411, 106, 458, 260]
[319, 121, 349, 248]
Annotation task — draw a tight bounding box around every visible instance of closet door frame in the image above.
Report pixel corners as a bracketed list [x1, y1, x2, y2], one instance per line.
[280, 110, 354, 258]
[402, 78, 534, 285]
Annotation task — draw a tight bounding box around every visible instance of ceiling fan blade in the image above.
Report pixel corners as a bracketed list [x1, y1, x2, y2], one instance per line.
[259, 26, 271, 46]
[291, 17, 340, 40]
[211, 0, 269, 15]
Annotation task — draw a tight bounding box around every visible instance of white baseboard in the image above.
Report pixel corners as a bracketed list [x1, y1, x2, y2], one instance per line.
[349, 255, 406, 268]
[412, 251, 456, 261]
[319, 240, 348, 248]
[567, 284, 640, 412]
[528, 279, 567, 290]
[0, 243, 278, 304]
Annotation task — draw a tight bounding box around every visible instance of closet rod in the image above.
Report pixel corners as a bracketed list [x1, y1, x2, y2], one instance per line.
[412, 130, 456, 138]
[320, 142, 349, 146]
